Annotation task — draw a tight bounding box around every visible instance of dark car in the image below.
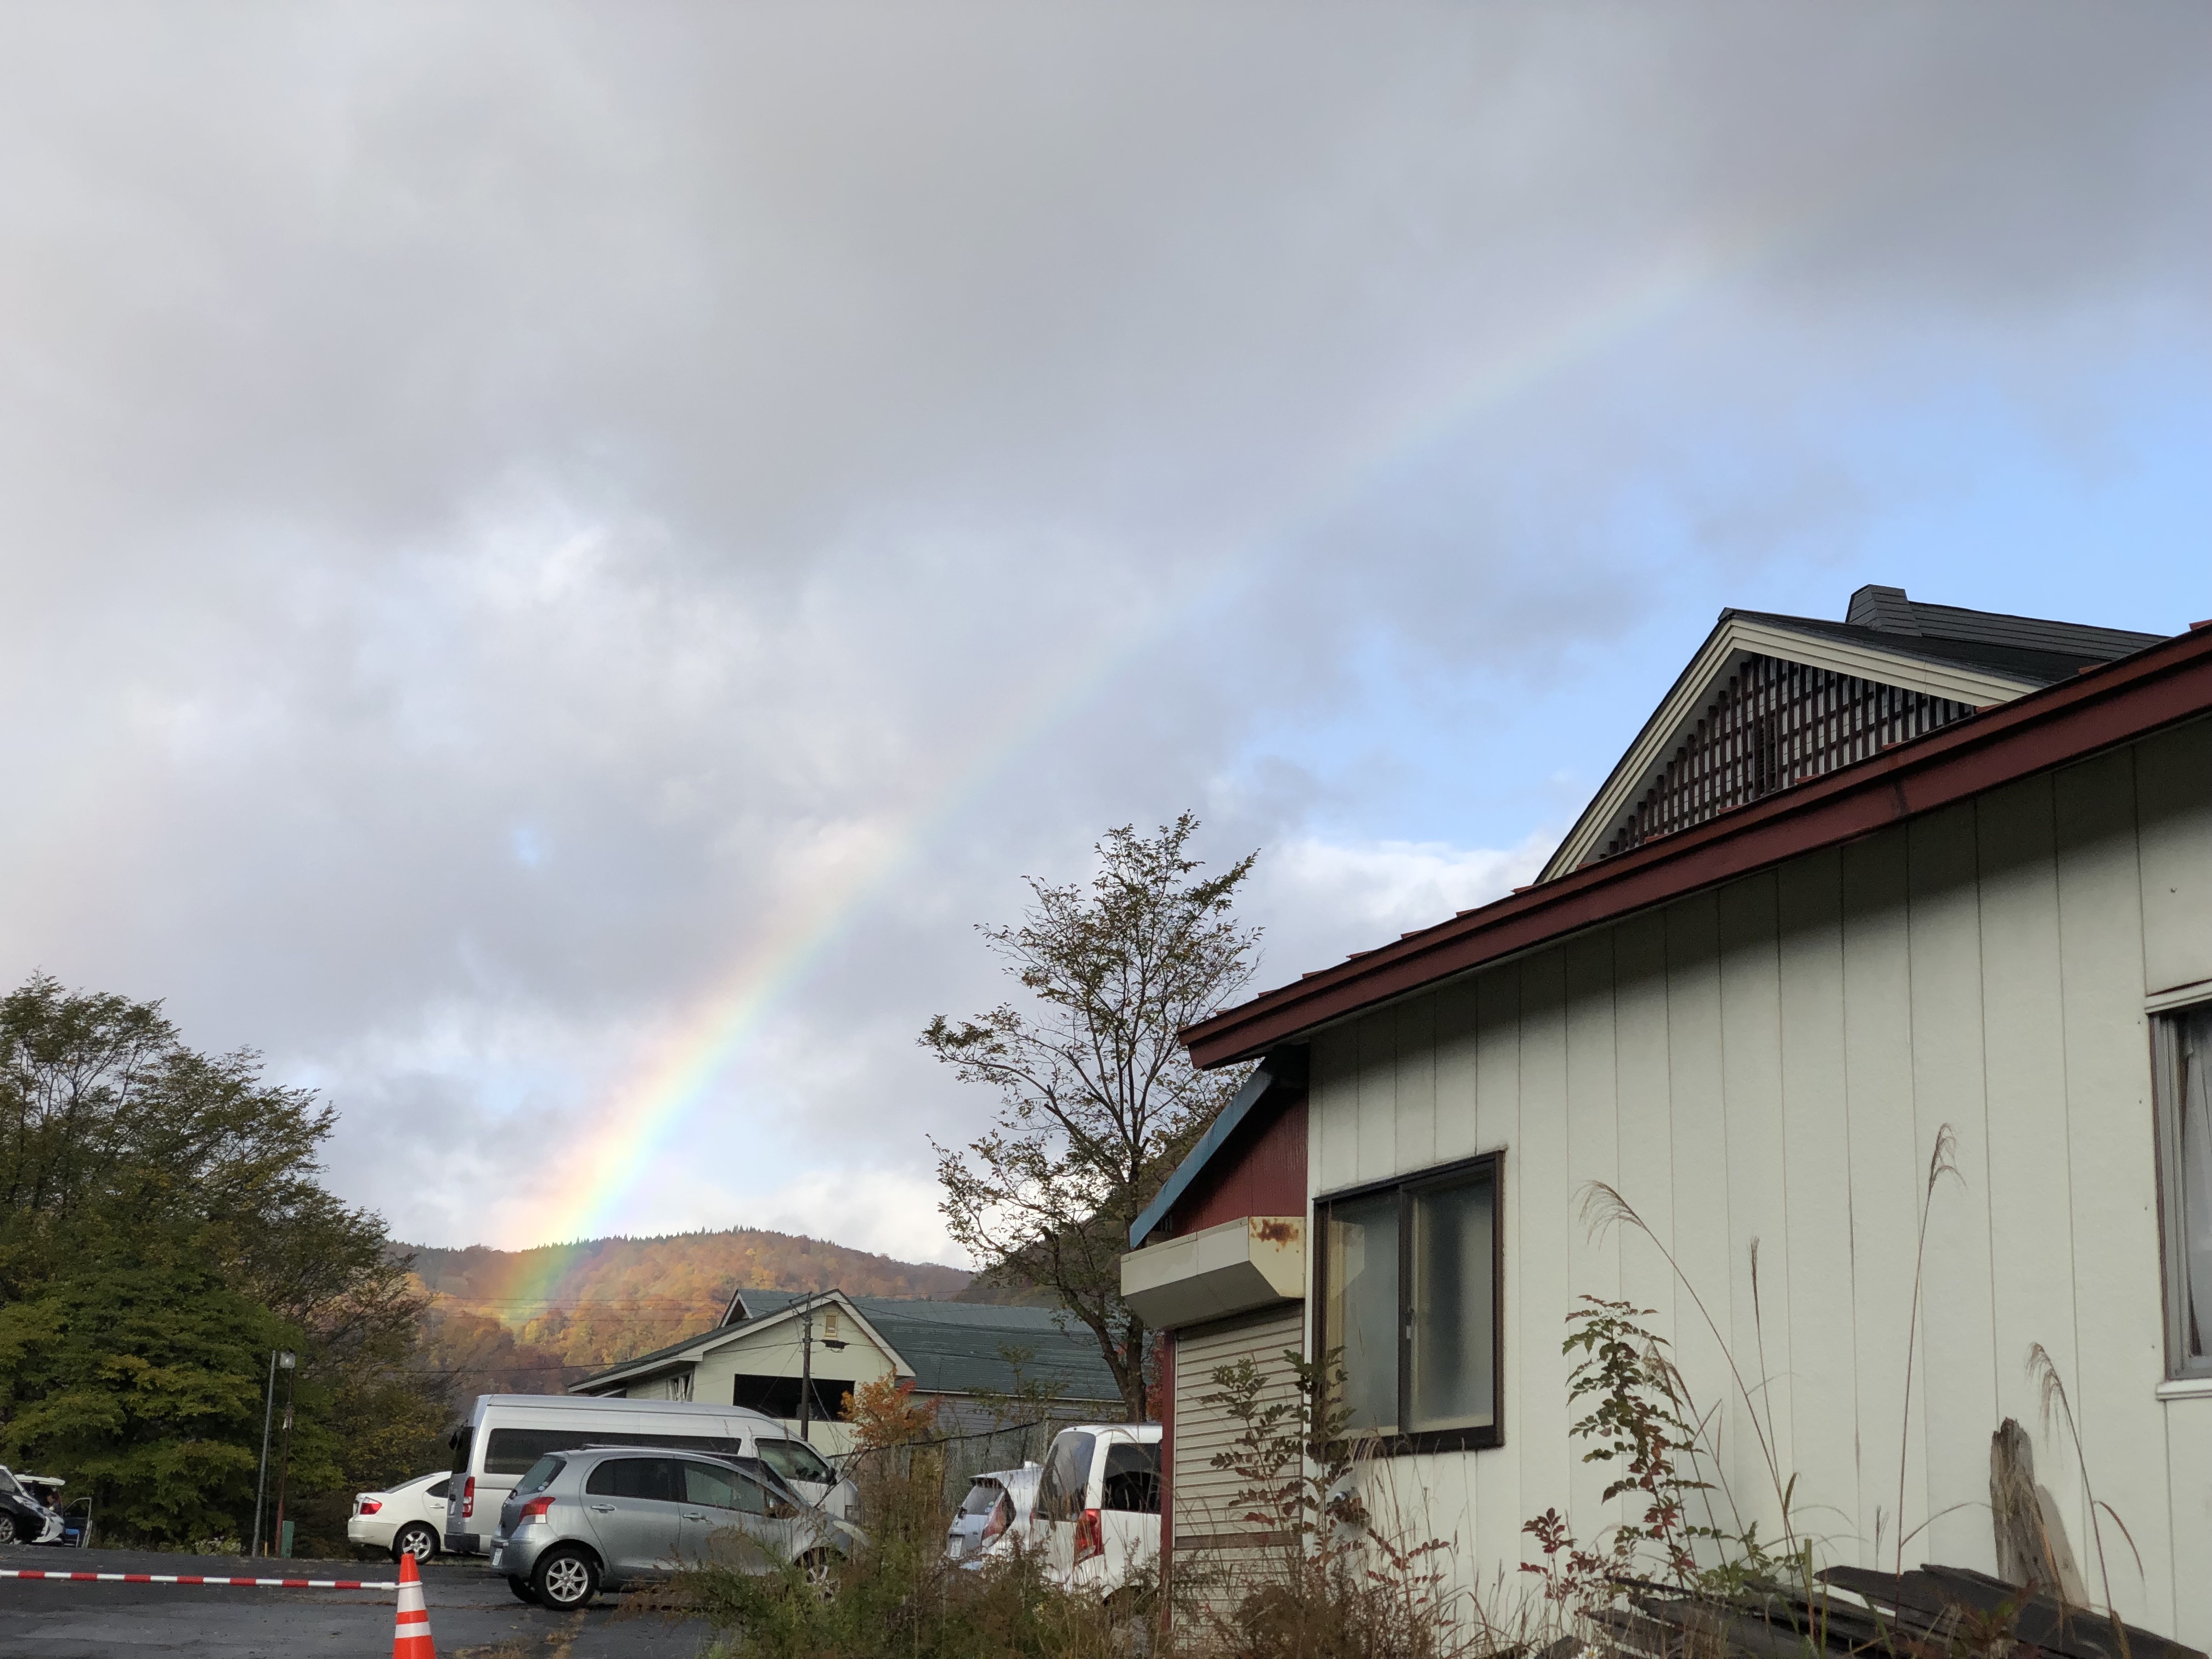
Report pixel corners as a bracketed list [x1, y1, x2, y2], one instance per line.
[0, 1468, 66, 1547]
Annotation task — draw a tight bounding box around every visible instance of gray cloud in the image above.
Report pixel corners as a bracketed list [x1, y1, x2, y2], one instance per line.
[0, 2, 2204, 1259]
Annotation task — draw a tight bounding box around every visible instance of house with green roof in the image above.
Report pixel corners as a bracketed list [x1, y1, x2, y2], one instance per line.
[568, 1286, 1121, 1454]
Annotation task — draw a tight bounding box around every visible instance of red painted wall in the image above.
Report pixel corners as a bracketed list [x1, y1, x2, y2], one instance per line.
[1166, 1093, 1307, 1239]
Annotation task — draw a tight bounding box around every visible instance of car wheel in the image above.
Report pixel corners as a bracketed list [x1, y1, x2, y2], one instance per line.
[532, 1546, 599, 1611]
[798, 1550, 840, 1601]
[390, 1524, 438, 1565]
[0, 1514, 15, 1545]
[507, 1574, 538, 1605]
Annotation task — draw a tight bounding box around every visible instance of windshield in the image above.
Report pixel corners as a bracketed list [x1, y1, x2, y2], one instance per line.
[0, 1472, 18, 1497]
[514, 1455, 566, 1498]
[755, 1437, 837, 1486]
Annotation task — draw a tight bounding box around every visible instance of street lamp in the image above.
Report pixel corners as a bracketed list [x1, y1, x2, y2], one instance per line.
[251, 1351, 295, 1558]
[273, 1352, 300, 1559]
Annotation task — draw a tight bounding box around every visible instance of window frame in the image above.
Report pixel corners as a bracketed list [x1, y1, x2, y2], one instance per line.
[1312, 1149, 1505, 1458]
[2153, 1001, 2212, 1381]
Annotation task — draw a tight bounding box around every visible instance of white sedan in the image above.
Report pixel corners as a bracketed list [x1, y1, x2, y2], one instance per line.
[347, 1471, 451, 1563]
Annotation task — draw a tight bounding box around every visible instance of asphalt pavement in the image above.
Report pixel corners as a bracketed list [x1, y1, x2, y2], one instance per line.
[0, 1544, 716, 1657]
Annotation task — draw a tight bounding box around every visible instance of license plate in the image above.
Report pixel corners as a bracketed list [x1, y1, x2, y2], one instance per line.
[489, 1547, 503, 1569]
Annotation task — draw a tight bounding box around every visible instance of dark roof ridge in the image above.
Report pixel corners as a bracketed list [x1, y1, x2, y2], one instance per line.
[1181, 620, 2212, 1070]
[1842, 583, 2164, 660]
[1718, 607, 2138, 687]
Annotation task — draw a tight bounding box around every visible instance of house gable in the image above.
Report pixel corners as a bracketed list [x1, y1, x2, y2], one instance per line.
[1537, 586, 2166, 881]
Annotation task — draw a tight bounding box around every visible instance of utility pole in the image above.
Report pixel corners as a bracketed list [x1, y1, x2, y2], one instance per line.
[798, 1298, 815, 1443]
[250, 1351, 280, 1558]
[272, 1353, 300, 1557]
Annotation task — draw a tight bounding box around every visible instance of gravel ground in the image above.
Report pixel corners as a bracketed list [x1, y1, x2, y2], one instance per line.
[0, 1544, 716, 1657]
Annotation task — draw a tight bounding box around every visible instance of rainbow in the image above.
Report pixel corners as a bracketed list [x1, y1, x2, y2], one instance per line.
[476, 223, 1769, 1319]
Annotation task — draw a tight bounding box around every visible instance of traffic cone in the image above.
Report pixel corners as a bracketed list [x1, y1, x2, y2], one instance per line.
[392, 1548, 436, 1658]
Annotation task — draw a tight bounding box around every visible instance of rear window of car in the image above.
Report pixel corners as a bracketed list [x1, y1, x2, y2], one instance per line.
[447, 1427, 473, 1479]
[583, 1457, 685, 1502]
[513, 1456, 566, 1497]
[960, 1480, 1003, 1516]
[1102, 1443, 1159, 1514]
[1035, 1433, 1096, 1523]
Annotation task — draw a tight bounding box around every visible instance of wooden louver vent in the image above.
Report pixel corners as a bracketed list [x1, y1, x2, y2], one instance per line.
[1595, 654, 1976, 863]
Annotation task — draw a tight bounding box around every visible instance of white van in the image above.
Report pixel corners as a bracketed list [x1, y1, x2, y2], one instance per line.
[443, 1394, 855, 1556]
[1026, 1424, 1161, 1593]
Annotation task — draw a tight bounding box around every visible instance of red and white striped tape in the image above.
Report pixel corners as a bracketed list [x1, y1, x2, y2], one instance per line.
[0, 1567, 398, 1589]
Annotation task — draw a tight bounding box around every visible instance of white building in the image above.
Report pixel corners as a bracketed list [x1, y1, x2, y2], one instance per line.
[1126, 587, 2212, 1644]
[571, 1286, 1121, 1454]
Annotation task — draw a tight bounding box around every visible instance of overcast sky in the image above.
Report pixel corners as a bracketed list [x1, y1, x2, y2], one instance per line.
[3, 3, 2207, 1267]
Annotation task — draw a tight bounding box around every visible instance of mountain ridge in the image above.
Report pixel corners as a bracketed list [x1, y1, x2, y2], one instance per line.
[399, 1224, 974, 1387]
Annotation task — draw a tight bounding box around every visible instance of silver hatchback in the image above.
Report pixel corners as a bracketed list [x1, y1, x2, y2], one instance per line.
[489, 1444, 860, 1610]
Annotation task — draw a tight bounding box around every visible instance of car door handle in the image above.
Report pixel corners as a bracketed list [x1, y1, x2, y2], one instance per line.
[588, 1504, 616, 1514]
[682, 1511, 707, 1521]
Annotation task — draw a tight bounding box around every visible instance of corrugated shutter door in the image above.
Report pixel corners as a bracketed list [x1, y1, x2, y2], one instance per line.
[1171, 1303, 1304, 1577]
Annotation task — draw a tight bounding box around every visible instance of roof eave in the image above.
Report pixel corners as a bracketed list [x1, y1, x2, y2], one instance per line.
[1184, 624, 2212, 1070]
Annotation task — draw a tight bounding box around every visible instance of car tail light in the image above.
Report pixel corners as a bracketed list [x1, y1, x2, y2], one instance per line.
[981, 1494, 1012, 1542]
[357, 1499, 382, 1516]
[518, 1495, 554, 1525]
[1073, 1508, 1104, 1562]
[461, 1476, 476, 1519]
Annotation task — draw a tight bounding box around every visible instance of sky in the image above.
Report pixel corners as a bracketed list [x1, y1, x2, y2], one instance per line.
[1, 3, 2207, 1268]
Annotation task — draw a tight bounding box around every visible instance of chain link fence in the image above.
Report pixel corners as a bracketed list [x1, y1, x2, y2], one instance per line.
[840, 1417, 1080, 1503]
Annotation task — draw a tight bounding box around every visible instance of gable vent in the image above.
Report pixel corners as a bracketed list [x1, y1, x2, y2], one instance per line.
[1594, 654, 1974, 864]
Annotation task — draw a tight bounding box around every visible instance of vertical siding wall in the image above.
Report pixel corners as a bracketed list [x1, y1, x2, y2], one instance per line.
[1306, 719, 2212, 1644]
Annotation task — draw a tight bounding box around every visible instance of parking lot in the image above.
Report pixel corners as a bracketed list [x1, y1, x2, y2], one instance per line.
[0, 1546, 714, 1657]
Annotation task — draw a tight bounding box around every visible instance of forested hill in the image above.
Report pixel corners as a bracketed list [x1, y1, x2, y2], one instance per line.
[400, 1227, 972, 1378]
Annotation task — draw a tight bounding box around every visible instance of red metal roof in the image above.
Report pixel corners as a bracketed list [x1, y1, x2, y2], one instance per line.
[1181, 620, 2212, 1071]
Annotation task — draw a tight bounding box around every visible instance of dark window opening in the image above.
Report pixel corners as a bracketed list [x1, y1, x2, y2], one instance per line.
[481, 1426, 742, 1475]
[584, 1456, 685, 1502]
[1101, 1443, 1159, 1514]
[731, 1375, 854, 1420]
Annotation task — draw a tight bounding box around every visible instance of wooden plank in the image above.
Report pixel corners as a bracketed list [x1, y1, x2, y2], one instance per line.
[1472, 964, 1523, 1571]
[1354, 1007, 1398, 1188]
[1565, 929, 1622, 1534]
[1903, 803, 1999, 1572]
[1775, 845, 1860, 1565]
[1612, 908, 1678, 1345]
[1515, 949, 1572, 1556]
[1973, 774, 2086, 1582]
[2164, 1399, 2212, 1650]
[2053, 748, 2171, 1633]
[1664, 890, 1740, 1557]
[1839, 826, 1925, 1572]
[1432, 976, 1481, 1169]
[1312, 1028, 1359, 1198]
[2134, 714, 2212, 996]
[1395, 994, 1439, 1179]
[1717, 871, 1796, 1545]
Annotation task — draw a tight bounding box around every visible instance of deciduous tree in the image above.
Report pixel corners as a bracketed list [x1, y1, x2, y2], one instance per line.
[926, 816, 1259, 1420]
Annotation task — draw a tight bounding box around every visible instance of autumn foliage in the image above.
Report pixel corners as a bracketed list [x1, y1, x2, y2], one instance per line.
[839, 1375, 941, 1450]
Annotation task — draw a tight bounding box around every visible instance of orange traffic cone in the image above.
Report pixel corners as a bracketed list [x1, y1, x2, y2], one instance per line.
[392, 1549, 436, 1658]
